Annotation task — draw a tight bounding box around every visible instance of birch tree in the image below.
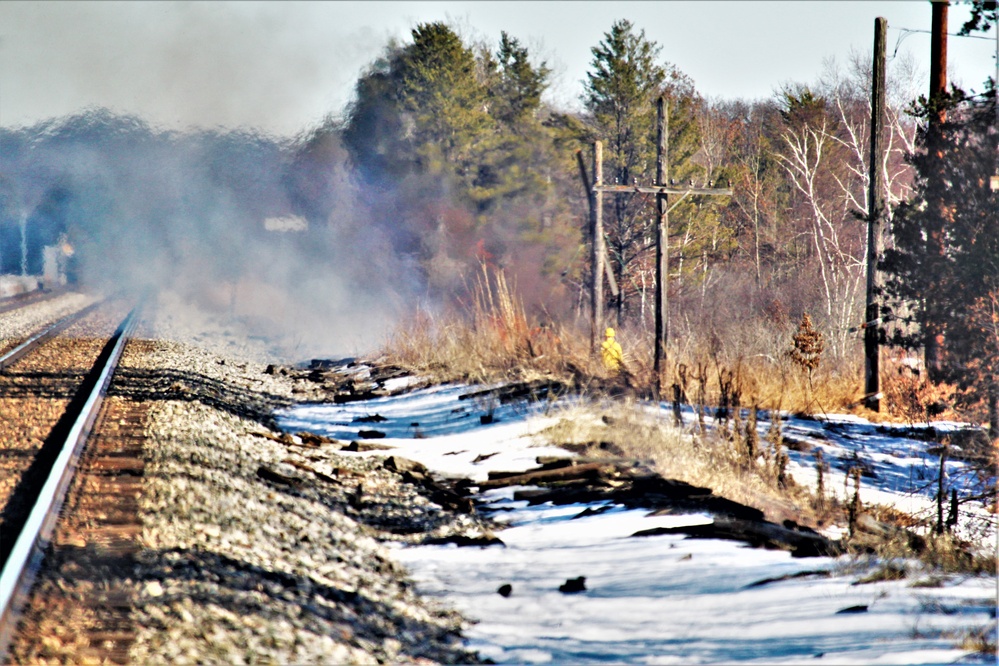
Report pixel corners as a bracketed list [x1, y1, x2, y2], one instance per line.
[774, 86, 864, 358]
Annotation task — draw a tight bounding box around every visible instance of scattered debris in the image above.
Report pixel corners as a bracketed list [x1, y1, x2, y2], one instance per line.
[342, 441, 396, 452]
[353, 414, 388, 423]
[423, 534, 505, 547]
[256, 464, 301, 488]
[745, 570, 833, 589]
[558, 577, 586, 594]
[458, 380, 565, 405]
[632, 517, 841, 558]
[835, 605, 869, 614]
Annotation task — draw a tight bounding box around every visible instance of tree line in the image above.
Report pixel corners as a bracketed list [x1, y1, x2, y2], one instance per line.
[327, 16, 995, 423]
[0, 13, 993, 422]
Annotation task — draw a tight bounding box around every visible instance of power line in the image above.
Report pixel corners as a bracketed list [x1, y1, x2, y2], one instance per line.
[891, 26, 995, 41]
[890, 25, 996, 61]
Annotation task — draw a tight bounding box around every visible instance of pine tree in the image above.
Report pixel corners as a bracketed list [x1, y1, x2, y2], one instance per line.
[881, 86, 998, 429]
[396, 22, 494, 181]
[584, 20, 666, 188]
[960, 0, 998, 35]
[470, 33, 554, 212]
[583, 20, 702, 324]
[488, 32, 551, 133]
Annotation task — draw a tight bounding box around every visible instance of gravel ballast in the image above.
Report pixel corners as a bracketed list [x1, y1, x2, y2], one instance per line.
[113, 297, 482, 664]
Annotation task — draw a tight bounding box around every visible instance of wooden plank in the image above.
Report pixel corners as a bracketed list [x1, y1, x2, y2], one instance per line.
[476, 461, 615, 489]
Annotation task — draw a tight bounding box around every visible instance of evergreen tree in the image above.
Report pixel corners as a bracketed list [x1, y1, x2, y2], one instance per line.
[342, 23, 573, 304]
[489, 32, 551, 132]
[584, 20, 665, 185]
[343, 22, 494, 187]
[881, 88, 998, 428]
[396, 22, 494, 181]
[960, 0, 997, 35]
[584, 20, 705, 325]
[470, 33, 554, 211]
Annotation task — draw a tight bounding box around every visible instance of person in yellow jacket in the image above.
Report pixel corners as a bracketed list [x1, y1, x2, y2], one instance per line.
[601, 327, 624, 372]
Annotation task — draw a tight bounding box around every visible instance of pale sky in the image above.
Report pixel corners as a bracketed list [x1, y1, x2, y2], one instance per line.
[1, 1, 995, 138]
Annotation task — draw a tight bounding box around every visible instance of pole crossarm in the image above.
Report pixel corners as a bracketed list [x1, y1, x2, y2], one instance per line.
[593, 184, 733, 197]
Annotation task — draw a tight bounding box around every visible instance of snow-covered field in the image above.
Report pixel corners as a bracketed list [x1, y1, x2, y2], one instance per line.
[278, 379, 997, 664]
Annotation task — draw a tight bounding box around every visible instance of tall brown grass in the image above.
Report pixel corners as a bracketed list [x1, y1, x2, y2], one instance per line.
[382, 267, 995, 572]
[382, 265, 595, 384]
[382, 265, 962, 421]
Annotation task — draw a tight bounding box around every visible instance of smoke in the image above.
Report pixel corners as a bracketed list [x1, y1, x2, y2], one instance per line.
[0, 108, 418, 360]
[0, 2, 387, 137]
[0, 4, 577, 359]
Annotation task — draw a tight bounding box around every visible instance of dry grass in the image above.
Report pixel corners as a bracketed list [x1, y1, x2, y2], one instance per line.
[382, 267, 885, 417]
[958, 625, 998, 656]
[382, 265, 596, 385]
[535, 398, 818, 526]
[381, 263, 994, 430]
[880, 362, 963, 424]
[537, 399, 996, 575]
[868, 529, 998, 576]
[382, 277, 997, 575]
[659, 352, 864, 418]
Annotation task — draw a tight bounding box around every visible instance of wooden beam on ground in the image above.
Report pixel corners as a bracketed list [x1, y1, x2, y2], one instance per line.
[476, 461, 617, 489]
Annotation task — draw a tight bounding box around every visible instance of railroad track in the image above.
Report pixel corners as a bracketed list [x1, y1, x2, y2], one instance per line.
[0, 289, 66, 316]
[0, 301, 104, 371]
[0, 300, 144, 663]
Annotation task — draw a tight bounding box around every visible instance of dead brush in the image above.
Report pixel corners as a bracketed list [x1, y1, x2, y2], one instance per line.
[668, 336, 860, 420]
[958, 625, 998, 656]
[382, 265, 592, 384]
[880, 362, 959, 424]
[865, 526, 997, 576]
[538, 399, 814, 524]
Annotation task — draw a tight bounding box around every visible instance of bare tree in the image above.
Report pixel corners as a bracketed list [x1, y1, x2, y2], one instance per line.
[819, 51, 920, 238]
[773, 52, 919, 359]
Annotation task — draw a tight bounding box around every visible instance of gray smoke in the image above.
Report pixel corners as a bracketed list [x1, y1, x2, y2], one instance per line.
[0, 2, 386, 137]
[0, 108, 418, 360]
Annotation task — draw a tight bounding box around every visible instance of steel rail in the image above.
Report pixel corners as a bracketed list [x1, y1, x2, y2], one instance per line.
[0, 303, 142, 658]
[0, 289, 66, 316]
[0, 301, 103, 371]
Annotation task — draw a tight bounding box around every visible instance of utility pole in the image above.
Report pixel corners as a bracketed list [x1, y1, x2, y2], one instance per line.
[994, 12, 999, 191]
[865, 17, 887, 412]
[654, 96, 668, 397]
[925, 0, 948, 379]
[590, 104, 732, 390]
[576, 148, 619, 350]
[591, 141, 605, 355]
[930, 0, 949, 125]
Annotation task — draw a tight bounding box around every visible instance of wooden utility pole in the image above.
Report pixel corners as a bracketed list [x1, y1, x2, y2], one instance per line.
[925, 0, 948, 379]
[591, 142, 605, 355]
[930, 0, 949, 125]
[654, 97, 668, 397]
[865, 17, 887, 412]
[589, 102, 732, 389]
[576, 148, 620, 347]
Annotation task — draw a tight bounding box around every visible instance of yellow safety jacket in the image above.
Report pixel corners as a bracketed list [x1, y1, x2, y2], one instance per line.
[601, 329, 623, 371]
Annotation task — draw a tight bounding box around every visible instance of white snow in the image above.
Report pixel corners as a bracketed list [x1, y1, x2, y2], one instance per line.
[278, 382, 998, 664]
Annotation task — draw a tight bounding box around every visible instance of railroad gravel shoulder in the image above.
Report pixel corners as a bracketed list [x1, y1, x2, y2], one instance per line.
[119, 336, 483, 664]
[0, 291, 98, 353]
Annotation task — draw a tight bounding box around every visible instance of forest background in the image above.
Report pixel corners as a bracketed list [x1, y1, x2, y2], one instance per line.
[0, 6, 996, 426]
